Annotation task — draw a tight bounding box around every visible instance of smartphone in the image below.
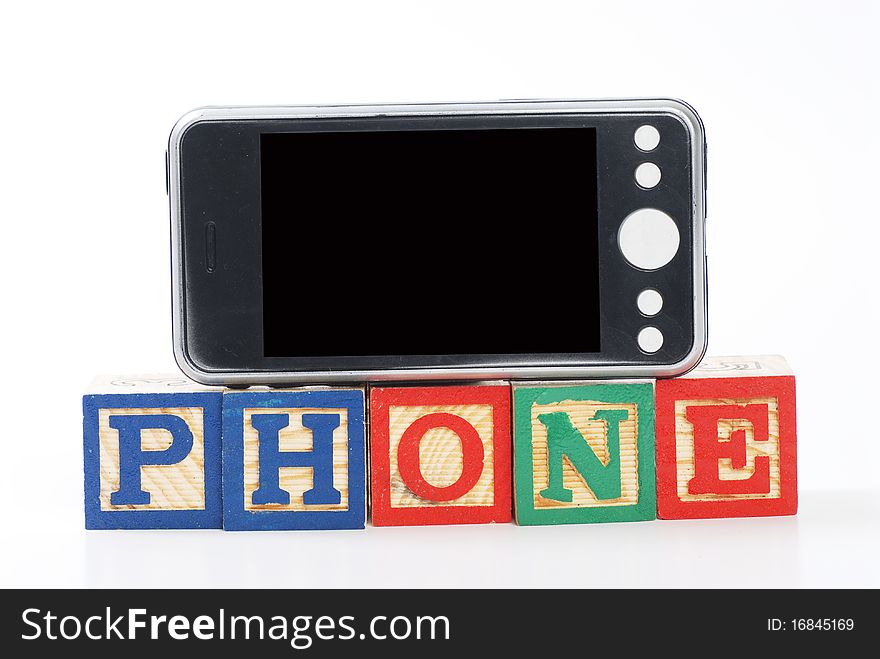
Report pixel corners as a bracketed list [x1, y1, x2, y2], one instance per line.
[168, 99, 707, 385]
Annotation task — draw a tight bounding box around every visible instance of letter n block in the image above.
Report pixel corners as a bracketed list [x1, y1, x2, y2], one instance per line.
[512, 381, 656, 525]
[369, 385, 512, 526]
[82, 375, 223, 529]
[655, 355, 798, 519]
[222, 388, 366, 530]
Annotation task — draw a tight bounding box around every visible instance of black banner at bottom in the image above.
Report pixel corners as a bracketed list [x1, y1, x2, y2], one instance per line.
[1, 589, 872, 656]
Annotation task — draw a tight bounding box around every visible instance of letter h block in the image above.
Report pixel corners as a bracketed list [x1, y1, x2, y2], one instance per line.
[512, 381, 656, 525]
[222, 388, 366, 530]
[369, 385, 512, 526]
[82, 375, 223, 529]
[655, 355, 797, 519]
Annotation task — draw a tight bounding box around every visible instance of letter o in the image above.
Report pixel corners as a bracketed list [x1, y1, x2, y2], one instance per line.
[397, 412, 484, 501]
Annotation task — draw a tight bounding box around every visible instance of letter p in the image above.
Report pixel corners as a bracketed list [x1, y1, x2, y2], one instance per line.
[109, 414, 195, 505]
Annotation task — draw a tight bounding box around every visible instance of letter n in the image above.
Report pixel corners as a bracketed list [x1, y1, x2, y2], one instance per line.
[538, 409, 628, 502]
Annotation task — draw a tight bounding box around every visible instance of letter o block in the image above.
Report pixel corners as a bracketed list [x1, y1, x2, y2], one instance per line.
[369, 385, 512, 526]
[655, 355, 798, 519]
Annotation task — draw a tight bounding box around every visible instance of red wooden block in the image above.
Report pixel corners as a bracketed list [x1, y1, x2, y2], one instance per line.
[655, 355, 797, 519]
[369, 384, 512, 526]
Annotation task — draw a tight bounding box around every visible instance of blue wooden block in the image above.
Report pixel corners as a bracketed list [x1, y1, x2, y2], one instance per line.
[83, 375, 223, 529]
[222, 388, 366, 530]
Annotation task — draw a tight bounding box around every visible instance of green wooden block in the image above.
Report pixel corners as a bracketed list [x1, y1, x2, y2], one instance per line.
[513, 381, 656, 525]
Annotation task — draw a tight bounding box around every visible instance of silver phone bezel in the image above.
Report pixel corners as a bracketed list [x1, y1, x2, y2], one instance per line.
[169, 99, 706, 385]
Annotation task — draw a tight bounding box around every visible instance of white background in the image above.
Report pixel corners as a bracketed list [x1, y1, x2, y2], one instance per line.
[1, 1, 877, 588]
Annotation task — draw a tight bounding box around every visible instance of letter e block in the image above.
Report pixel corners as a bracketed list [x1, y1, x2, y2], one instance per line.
[655, 355, 797, 519]
[513, 381, 656, 525]
[82, 375, 223, 529]
[222, 388, 366, 530]
[369, 385, 512, 526]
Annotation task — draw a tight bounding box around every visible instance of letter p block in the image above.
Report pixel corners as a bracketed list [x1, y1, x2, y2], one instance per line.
[82, 376, 223, 529]
[512, 382, 656, 525]
[222, 388, 366, 530]
[369, 385, 512, 526]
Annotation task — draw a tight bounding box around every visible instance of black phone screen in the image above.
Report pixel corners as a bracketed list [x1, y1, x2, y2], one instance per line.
[260, 127, 600, 357]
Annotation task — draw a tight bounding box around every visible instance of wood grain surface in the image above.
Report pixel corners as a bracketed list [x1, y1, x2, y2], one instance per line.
[242, 407, 350, 512]
[674, 396, 781, 502]
[98, 406, 206, 511]
[388, 404, 495, 508]
[529, 399, 640, 509]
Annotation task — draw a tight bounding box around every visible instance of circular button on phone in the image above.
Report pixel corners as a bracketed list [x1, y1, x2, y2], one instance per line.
[634, 125, 660, 151]
[635, 162, 662, 189]
[638, 326, 664, 354]
[618, 208, 680, 270]
[637, 289, 663, 316]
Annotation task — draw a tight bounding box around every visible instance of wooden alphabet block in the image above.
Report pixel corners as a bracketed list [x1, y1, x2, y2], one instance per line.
[655, 355, 797, 519]
[82, 375, 223, 529]
[369, 385, 512, 526]
[512, 381, 656, 525]
[222, 388, 366, 530]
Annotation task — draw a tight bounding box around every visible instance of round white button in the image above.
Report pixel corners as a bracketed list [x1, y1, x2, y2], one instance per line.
[634, 125, 660, 151]
[637, 289, 663, 316]
[635, 162, 662, 189]
[618, 208, 680, 270]
[638, 326, 664, 353]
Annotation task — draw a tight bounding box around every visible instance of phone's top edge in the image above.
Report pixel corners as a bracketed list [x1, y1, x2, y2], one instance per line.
[178, 97, 696, 111]
[168, 98, 704, 142]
